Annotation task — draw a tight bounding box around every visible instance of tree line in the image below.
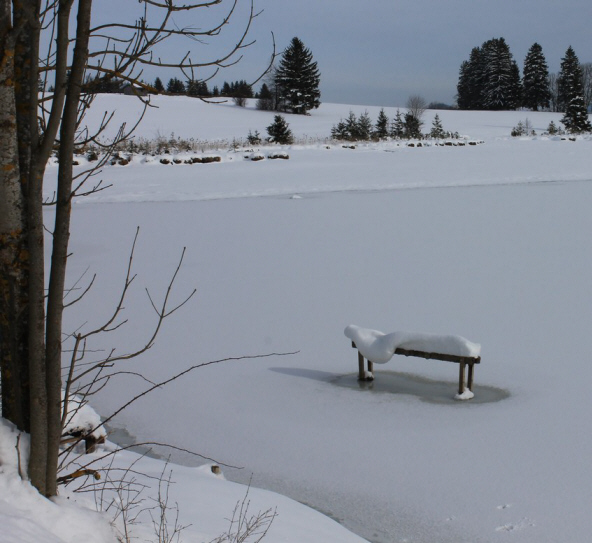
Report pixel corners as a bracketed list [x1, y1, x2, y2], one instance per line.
[83, 35, 322, 118]
[331, 107, 457, 142]
[457, 39, 591, 132]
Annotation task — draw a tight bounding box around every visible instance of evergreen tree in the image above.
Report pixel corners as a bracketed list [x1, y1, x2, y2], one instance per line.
[456, 60, 473, 109]
[186, 79, 200, 97]
[167, 77, 185, 94]
[546, 120, 559, 135]
[331, 111, 357, 141]
[256, 83, 274, 110]
[481, 38, 521, 110]
[429, 114, 446, 139]
[390, 109, 405, 139]
[267, 115, 294, 144]
[247, 129, 261, 145]
[522, 43, 551, 111]
[456, 47, 484, 110]
[331, 111, 374, 142]
[558, 46, 578, 111]
[458, 39, 521, 110]
[374, 108, 389, 139]
[357, 111, 373, 141]
[403, 112, 422, 139]
[558, 47, 592, 132]
[276, 37, 321, 115]
[154, 77, 164, 93]
[509, 61, 523, 107]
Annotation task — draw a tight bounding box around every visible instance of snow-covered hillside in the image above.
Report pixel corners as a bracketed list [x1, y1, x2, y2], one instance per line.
[4, 96, 592, 543]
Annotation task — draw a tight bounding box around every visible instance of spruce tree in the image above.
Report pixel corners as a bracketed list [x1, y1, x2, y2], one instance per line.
[331, 112, 355, 141]
[390, 109, 405, 139]
[558, 47, 592, 132]
[481, 38, 521, 110]
[267, 115, 294, 144]
[522, 43, 551, 111]
[357, 111, 373, 141]
[403, 113, 422, 139]
[374, 108, 389, 140]
[167, 77, 185, 94]
[429, 114, 446, 139]
[186, 79, 200, 97]
[256, 83, 274, 111]
[456, 47, 484, 110]
[154, 77, 164, 93]
[276, 37, 321, 115]
[456, 60, 473, 109]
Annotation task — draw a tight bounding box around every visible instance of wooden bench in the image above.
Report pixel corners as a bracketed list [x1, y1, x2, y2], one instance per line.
[351, 341, 481, 396]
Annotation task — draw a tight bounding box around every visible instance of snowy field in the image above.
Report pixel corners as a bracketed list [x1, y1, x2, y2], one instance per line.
[31, 96, 592, 542]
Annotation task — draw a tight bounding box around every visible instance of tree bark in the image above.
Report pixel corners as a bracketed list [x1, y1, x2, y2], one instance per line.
[44, 0, 93, 497]
[12, 0, 49, 496]
[0, 0, 29, 433]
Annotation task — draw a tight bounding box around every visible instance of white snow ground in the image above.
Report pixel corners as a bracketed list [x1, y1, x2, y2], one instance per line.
[5, 96, 592, 542]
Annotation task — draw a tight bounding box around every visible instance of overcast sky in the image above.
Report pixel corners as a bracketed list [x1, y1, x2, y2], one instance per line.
[95, 0, 592, 107]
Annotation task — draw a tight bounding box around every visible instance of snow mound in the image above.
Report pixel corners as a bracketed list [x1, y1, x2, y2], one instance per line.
[0, 418, 115, 543]
[344, 324, 481, 364]
[62, 395, 106, 443]
[455, 389, 475, 401]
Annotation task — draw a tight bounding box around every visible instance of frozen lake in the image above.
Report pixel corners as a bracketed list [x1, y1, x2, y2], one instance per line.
[61, 174, 592, 543]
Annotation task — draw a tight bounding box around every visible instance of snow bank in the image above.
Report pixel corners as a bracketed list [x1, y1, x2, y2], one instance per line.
[344, 324, 481, 363]
[0, 418, 116, 543]
[1, 415, 367, 543]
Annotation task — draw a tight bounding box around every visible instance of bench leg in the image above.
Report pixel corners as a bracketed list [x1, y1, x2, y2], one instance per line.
[458, 362, 466, 395]
[358, 351, 365, 381]
[468, 363, 475, 391]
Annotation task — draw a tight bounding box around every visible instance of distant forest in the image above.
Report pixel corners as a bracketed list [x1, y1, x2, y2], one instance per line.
[457, 38, 591, 132]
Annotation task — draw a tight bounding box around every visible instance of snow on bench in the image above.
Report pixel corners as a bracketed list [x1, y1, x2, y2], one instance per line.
[344, 325, 481, 400]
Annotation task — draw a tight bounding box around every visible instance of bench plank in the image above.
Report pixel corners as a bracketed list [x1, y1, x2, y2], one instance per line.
[394, 347, 480, 365]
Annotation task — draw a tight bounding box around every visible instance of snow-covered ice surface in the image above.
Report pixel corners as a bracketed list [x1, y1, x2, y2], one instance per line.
[38, 96, 592, 543]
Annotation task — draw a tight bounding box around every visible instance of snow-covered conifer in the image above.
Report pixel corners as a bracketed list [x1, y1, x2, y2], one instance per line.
[403, 112, 422, 139]
[357, 111, 373, 141]
[154, 77, 164, 93]
[267, 115, 294, 144]
[276, 37, 321, 115]
[374, 108, 389, 140]
[522, 43, 551, 111]
[390, 109, 405, 139]
[457, 47, 484, 109]
[481, 38, 521, 110]
[429, 114, 446, 139]
[256, 83, 274, 111]
[558, 47, 592, 133]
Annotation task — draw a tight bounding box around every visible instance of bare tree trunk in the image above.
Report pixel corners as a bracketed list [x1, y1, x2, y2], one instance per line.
[44, 0, 93, 498]
[12, 0, 49, 496]
[0, 0, 30, 432]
